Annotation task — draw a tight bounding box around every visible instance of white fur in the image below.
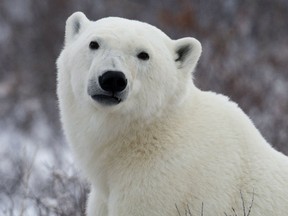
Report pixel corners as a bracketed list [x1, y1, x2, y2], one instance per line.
[57, 12, 288, 216]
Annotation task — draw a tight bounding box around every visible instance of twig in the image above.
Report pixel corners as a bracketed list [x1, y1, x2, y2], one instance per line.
[201, 202, 204, 216]
[176, 204, 181, 216]
[246, 189, 255, 216]
[232, 207, 237, 216]
[19, 145, 39, 216]
[187, 204, 193, 216]
[240, 190, 246, 216]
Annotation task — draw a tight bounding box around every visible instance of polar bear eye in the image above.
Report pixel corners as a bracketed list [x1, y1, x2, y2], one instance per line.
[137, 52, 149, 61]
[89, 41, 100, 50]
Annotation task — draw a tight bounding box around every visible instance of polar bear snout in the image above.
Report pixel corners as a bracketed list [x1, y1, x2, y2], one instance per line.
[87, 70, 128, 106]
[99, 71, 127, 93]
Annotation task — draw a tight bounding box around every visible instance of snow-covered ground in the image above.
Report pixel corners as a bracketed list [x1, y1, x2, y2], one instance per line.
[0, 100, 88, 215]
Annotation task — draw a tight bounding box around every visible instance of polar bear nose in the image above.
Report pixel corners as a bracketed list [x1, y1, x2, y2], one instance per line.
[99, 71, 127, 93]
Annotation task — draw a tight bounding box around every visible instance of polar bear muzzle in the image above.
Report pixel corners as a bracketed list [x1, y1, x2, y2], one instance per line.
[99, 71, 127, 92]
[87, 70, 128, 106]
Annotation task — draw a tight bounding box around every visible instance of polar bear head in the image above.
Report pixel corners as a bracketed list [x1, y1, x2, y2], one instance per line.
[57, 12, 202, 120]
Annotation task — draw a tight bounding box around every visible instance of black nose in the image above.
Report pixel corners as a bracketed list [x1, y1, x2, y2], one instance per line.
[98, 71, 127, 93]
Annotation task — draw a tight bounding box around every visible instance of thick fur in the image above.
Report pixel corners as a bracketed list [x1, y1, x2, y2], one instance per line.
[57, 12, 288, 216]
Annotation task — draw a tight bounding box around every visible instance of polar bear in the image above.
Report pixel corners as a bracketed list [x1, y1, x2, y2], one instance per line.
[57, 12, 288, 216]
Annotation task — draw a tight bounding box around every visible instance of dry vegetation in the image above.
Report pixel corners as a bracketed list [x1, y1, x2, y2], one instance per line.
[175, 191, 254, 216]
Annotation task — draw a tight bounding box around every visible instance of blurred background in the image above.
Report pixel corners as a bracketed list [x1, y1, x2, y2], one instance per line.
[0, 0, 287, 215]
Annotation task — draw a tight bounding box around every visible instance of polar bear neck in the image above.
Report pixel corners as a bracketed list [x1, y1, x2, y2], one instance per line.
[65, 91, 198, 183]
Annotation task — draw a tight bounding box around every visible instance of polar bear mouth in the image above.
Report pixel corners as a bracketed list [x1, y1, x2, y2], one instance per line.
[91, 94, 122, 105]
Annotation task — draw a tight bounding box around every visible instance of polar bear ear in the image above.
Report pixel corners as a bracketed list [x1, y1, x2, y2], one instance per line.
[174, 37, 202, 73]
[65, 12, 89, 45]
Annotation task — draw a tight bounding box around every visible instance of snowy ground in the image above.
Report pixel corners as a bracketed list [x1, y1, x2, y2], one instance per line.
[0, 101, 88, 215]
